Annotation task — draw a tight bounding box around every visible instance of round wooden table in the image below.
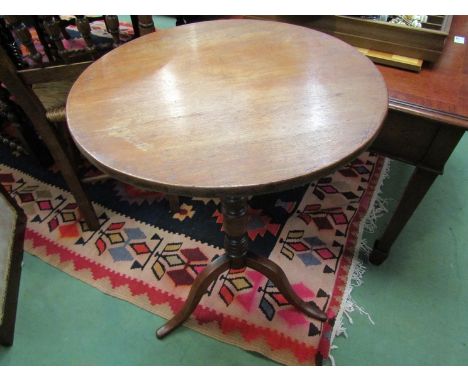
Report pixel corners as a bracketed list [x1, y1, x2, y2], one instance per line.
[66, 19, 388, 339]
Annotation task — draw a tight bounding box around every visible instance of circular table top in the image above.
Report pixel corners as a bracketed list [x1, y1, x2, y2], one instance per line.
[67, 19, 388, 197]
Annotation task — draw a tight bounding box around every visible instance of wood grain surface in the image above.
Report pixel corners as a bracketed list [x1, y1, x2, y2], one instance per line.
[66, 19, 388, 197]
[379, 15, 468, 129]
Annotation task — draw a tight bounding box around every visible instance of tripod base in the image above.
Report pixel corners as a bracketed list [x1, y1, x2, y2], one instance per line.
[156, 252, 327, 339]
[156, 255, 230, 339]
[156, 196, 327, 339]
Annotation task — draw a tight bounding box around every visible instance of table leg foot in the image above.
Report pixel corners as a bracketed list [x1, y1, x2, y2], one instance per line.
[156, 195, 328, 340]
[245, 252, 327, 322]
[0, 332, 13, 347]
[369, 240, 389, 266]
[156, 255, 230, 339]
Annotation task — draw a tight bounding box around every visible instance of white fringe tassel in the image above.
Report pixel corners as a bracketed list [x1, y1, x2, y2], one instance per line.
[363, 162, 391, 233]
[329, 158, 391, 366]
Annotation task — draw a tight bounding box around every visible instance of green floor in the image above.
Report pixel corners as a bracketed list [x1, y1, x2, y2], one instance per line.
[2, 17, 468, 366]
[331, 133, 468, 365]
[119, 15, 177, 29]
[1, 134, 467, 366]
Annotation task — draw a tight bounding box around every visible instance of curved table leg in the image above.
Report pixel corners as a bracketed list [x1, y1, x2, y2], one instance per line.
[156, 196, 327, 340]
[245, 252, 327, 322]
[156, 255, 231, 339]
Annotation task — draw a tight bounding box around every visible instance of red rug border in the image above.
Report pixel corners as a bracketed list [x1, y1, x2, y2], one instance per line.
[25, 229, 318, 363]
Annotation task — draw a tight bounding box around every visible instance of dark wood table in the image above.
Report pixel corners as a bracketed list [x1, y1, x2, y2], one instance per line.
[66, 20, 388, 338]
[368, 15, 468, 264]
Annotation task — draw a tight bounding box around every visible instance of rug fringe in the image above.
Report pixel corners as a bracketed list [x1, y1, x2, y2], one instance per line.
[363, 161, 391, 233]
[329, 157, 391, 364]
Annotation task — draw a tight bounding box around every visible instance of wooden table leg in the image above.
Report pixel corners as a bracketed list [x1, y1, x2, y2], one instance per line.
[155, 195, 327, 339]
[370, 124, 465, 265]
[166, 194, 180, 213]
[369, 167, 438, 265]
[155, 255, 230, 339]
[246, 253, 327, 320]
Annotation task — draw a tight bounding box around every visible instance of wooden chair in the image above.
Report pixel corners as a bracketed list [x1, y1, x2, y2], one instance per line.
[0, 16, 180, 231]
[0, 184, 26, 347]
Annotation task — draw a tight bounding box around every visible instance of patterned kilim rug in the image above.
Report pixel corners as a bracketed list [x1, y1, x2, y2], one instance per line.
[0, 143, 387, 365]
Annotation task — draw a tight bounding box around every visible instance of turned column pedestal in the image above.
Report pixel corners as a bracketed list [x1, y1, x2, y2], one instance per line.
[156, 196, 327, 339]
